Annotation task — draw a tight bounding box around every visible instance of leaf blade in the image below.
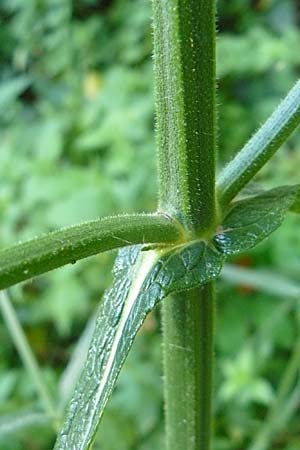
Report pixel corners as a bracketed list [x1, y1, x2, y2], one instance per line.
[54, 241, 223, 450]
[214, 186, 297, 255]
[290, 185, 300, 213]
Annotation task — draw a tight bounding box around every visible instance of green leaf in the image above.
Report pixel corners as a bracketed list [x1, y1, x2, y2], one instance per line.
[237, 184, 300, 215]
[54, 241, 223, 450]
[290, 185, 300, 213]
[0, 77, 30, 109]
[214, 186, 297, 255]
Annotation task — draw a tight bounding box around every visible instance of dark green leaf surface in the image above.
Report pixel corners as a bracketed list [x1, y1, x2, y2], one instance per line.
[237, 184, 300, 215]
[214, 186, 297, 255]
[54, 241, 223, 450]
[290, 185, 300, 213]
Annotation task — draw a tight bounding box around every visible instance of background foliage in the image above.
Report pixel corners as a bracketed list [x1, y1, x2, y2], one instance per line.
[0, 0, 300, 449]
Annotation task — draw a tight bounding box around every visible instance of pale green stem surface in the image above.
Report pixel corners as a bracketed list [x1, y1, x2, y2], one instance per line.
[153, 0, 216, 234]
[0, 213, 183, 290]
[162, 285, 215, 450]
[152, 1, 217, 449]
[217, 80, 300, 208]
[0, 291, 57, 423]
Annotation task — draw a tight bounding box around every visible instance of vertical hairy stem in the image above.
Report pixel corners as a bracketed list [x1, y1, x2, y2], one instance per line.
[152, 1, 217, 449]
[152, 0, 217, 234]
[162, 285, 215, 450]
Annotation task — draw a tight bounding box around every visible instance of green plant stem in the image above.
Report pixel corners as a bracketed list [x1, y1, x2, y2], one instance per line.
[152, 2, 217, 449]
[0, 213, 183, 290]
[152, 0, 216, 234]
[0, 291, 57, 423]
[217, 80, 300, 208]
[162, 285, 215, 450]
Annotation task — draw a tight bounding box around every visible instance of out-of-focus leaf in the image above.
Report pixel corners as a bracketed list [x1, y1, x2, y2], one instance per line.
[222, 264, 300, 299]
[0, 77, 30, 109]
[0, 410, 49, 435]
[0, 370, 18, 403]
[219, 346, 274, 407]
[218, 28, 300, 78]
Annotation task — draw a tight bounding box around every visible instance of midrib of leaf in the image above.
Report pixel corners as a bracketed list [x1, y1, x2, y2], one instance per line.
[81, 249, 160, 446]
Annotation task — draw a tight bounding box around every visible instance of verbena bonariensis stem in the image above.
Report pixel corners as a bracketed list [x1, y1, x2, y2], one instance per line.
[152, 1, 217, 449]
[153, 0, 216, 235]
[162, 285, 215, 450]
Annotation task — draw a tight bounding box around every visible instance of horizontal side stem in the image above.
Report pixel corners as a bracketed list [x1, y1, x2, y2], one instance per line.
[217, 80, 300, 208]
[0, 213, 184, 290]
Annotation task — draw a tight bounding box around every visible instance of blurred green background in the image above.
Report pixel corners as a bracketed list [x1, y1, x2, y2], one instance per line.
[0, 0, 300, 449]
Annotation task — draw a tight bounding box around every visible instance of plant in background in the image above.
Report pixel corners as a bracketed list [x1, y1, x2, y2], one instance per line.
[1, 1, 300, 450]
